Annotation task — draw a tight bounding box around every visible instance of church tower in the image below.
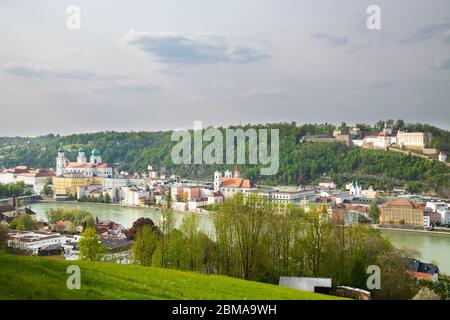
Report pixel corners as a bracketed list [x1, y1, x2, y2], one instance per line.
[56, 146, 67, 176]
[90, 149, 102, 164]
[224, 170, 232, 178]
[77, 147, 87, 163]
[214, 171, 222, 192]
[233, 166, 240, 178]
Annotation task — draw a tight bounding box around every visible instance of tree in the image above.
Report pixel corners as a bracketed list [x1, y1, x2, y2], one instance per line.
[412, 287, 441, 300]
[125, 217, 157, 240]
[41, 184, 53, 196]
[132, 224, 158, 266]
[369, 201, 380, 222]
[9, 214, 36, 230]
[372, 250, 418, 300]
[394, 119, 405, 130]
[303, 209, 331, 277]
[157, 206, 175, 268]
[78, 227, 106, 261]
[214, 193, 274, 280]
[0, 225, 7, 252]
[103, 193, 111, 203]
[180, 214, 203, 271]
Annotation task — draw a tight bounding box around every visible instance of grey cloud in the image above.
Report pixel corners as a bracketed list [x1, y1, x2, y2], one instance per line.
[231, 88, 291, 99]
[123, 30, 268, 65]
[1, 63, 125, 81]
[435, 56, 450, 70]
[443, 31, 450, 44]
[401, 20, 450, 43]
[93, 82, 161, 94]
[312, 33, 348, 47]
[370, 75, 393, 88]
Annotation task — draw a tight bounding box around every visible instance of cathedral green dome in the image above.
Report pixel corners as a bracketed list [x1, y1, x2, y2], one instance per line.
[79, 147, 86, 153]
[58, 147, 64, 153]
[91, 148, 101, 156]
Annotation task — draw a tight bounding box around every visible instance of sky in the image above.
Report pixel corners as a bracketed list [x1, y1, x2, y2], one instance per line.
[0, 0, 449, 136]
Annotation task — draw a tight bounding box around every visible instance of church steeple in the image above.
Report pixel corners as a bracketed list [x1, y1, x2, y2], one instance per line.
[56, 144, 66, 176]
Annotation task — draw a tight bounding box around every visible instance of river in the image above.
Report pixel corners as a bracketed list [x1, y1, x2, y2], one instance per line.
[28, 202, 450, 274]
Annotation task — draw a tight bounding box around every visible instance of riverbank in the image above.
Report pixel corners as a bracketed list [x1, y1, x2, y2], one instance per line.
[376, 226, 450, 236]
[32, 199, 212, 217]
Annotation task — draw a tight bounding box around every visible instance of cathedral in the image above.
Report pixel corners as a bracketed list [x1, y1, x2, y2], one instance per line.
[56, 147, 113, 178]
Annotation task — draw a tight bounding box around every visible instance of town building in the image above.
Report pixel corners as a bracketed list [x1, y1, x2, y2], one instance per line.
[99, 235, 133, 264]
[0, 166, 54, 194]
[396, 131, 430, 149]
[300, 134, 336, 144]
[404, 258, 439, 282]
[214, 168, 251, 198]
[380, 198, 424, 227]
[438, 151, 448, 162]
[348, 181, 362, 197]
[148, 165, 158, 179]
[319, 178, 336, 190]
[52, 176, 103, 198]
[7, 230, 66, 255]
[121, 186, 150, 207]
[244, 188, 303, 213]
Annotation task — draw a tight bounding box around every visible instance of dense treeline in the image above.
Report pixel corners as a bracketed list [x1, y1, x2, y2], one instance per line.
[125, 194, 421, 300]
[1, 122, 448, 196]
[0, 181, 31, 198]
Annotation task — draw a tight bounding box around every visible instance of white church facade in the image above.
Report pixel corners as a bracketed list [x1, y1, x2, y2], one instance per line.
[56, 147, 113, 178]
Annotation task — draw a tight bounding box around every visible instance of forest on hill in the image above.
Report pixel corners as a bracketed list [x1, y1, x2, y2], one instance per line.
[0, 121, 448, 197]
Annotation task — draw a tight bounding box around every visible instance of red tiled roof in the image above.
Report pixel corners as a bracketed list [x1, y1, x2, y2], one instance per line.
[220, 178, 251, 188]
[384, 198, 421, 208]
[67, 162, 111, 169]
[405, 270, 433, 280]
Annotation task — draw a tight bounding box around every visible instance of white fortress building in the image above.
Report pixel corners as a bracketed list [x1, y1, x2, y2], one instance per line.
[56, 147, 113, 178]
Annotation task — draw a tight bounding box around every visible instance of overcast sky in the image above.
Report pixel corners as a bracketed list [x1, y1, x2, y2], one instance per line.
[1, 0, 449, 136]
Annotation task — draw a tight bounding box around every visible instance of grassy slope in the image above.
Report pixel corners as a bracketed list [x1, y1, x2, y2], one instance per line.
[0, 254, 343, 300]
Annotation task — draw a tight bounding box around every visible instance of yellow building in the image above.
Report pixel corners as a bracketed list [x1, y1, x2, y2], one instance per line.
[380, 198, 424, 226]
[53, 176, 103, 197]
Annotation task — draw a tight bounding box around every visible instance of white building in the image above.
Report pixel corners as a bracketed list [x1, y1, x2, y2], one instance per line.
[214, 168, 251, 199]
[423, 214, 431, 229]
[349, 181, 362, 197]
[207, 192, 224, 205]
[56, 147, 113, 178]
[318, 179, 336, 190]
[364, 132, 396, 149]
[0, 166, 53, 194]
[121, 187, 150, 206]
[396, 131, 431, 149]
[7, 230, 66, 255]
[362, 186, 377, 199]
[188, 199, 209, 212]
[426, 201, 447, 212]
[437, 209, 450, 225]
[148, 165, 158, 179]
[438, 151, 448, 162]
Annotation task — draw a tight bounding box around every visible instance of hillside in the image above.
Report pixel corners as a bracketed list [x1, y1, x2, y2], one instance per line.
[0, 254, 342, 300]
[0, 122, 448, 196]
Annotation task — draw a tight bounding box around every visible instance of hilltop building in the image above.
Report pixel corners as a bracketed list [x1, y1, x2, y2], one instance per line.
[396, 131, 430, 149]
[438, 151, 447, 162]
